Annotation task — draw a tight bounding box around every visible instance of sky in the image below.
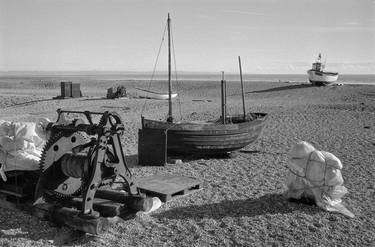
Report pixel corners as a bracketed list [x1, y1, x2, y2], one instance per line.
[0, 0, 374, 74]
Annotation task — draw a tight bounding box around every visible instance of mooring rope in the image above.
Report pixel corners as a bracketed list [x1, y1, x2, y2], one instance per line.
[287, 152, 331, 191]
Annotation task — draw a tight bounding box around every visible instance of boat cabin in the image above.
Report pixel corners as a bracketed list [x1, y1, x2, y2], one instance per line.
[312, 62, 322, 71]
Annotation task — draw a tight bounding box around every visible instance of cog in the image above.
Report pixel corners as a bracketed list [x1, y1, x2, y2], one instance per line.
[35, 131, 91, 200]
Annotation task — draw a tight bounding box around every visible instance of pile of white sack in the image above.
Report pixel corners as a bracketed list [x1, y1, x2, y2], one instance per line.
[0, 118, 50, 181]
[286, 141, 354, 218]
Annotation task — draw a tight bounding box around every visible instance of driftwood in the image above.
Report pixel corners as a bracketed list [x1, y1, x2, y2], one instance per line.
[95, 189, 153, 212]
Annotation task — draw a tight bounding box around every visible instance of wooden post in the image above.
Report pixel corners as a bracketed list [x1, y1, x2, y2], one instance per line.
[238, 56, 246, 120]
[221, 71, 226, 124]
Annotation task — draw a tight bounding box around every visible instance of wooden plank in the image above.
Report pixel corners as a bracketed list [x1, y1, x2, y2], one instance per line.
[94, 190, 153, 212]
[33, 203, 109, 235]
[136, 175, 202, 202]
[67, 197, 127, 217]
[0, 189, 25, 198]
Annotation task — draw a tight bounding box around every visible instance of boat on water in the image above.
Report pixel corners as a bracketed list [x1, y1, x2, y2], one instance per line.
[135, 87, 178, 100]
[307, 53, 339, 86]
[139, 14, 267, 156]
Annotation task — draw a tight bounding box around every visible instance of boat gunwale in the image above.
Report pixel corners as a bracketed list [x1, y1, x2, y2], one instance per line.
[141, 113, 268, 132]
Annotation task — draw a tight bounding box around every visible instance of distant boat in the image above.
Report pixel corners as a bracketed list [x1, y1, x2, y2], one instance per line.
[307, 53, 338, 86]
[139, 14, 267, 156]
[135, 87, 178, 100]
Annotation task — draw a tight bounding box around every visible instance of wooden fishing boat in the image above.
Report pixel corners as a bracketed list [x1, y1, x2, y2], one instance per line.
[135, 87, 178, 100]
[142, 113, 267, 155]
[139, 14, 267, 156]
[307, 53, 339, 86]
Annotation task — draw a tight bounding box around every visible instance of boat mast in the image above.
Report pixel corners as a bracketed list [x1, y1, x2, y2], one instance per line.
[167, 13, 173, 123]
[238, 56, 246, 120]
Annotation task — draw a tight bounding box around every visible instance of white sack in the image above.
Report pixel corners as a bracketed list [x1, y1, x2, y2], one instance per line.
[289, 141, 316, 158]
[322, 151, 343, 169]
[0, 149, 40, 172]
[0, 118, 50, 180]
[285, 141, 354, 218]
[288, 141, 316, 177]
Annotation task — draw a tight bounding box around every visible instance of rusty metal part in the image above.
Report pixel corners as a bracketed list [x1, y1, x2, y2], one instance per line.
[34, 109, 140, 218]
[35, 131, 90, 200]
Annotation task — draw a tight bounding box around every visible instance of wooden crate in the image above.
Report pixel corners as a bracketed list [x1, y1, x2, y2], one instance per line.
[71, 83, 81, 98]
[138, 128, 167, 166]
[61, 81, 72, 97]
[107, 87, 115, 99]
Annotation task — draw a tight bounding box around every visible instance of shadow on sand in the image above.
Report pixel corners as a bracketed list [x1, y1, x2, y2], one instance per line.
[79, 97, 108, 101]
[7, 98, 56, 107]
[154, 193, 320, 220]
[80, 96, 129, 101]
[169, 152, 238, 163]
[245, 84, 313, 94]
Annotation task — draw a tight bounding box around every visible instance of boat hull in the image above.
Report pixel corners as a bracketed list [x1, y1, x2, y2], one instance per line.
[307, 70, 338, 86]
[141, 113, 267, 155]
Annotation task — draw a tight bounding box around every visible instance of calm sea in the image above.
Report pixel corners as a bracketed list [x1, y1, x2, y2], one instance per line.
[1, 72, 374, 85]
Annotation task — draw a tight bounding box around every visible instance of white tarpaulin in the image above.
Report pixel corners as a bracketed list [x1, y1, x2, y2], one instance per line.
[0, 118, 50, 181]
[286, 141, 354, 218]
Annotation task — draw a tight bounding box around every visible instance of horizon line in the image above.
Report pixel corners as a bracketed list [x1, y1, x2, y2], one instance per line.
[0, 70, 374, 76]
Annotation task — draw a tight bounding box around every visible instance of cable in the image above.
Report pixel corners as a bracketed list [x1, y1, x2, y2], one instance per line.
[141, 21, 168, 117]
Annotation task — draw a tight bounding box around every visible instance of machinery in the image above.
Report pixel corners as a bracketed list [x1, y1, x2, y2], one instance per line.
[0, 109, 201, 236]
[34, 109, 150, 220]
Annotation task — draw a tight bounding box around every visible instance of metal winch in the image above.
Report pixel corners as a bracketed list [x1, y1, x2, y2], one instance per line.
[34, 109, 150, 219]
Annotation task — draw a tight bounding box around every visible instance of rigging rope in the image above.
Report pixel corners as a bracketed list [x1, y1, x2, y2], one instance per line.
[170, 21, 183, 120]
[141, 21, 168, 116]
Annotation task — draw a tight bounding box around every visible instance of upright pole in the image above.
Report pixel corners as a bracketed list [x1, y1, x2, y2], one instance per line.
[238, 56, 246, 120]
[221, 71, 226, 125]
[167, 13, 173, 123]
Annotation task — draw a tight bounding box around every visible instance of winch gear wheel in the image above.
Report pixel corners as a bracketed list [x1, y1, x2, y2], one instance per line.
[35, 131, 91, 200]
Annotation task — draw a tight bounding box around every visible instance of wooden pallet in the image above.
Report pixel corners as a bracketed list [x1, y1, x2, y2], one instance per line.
[136, 175, 202, 202]
[0, 171, 38, 201]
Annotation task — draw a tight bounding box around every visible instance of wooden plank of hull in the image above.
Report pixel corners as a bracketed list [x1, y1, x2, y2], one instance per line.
[141, 113, 267, 155]
[167, 130, 261, 154]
